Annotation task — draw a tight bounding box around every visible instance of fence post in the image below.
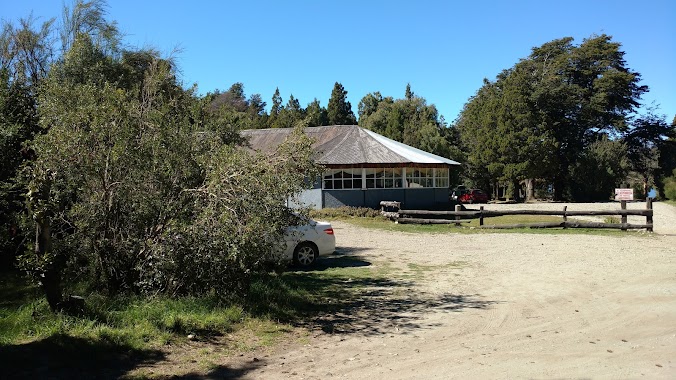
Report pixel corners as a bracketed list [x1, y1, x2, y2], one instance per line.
[563, 206, 567, 228]
[620, 200, 627, 231]
[455, 204, 461, 226]
[647, 198, 653, 232]
[479, 206, 484, 226]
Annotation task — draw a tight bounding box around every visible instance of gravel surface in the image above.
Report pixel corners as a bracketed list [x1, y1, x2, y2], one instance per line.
[224, 202, 676, 379]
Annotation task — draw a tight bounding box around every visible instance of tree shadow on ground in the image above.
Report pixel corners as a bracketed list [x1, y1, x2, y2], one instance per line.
[166, 360, 268, 379]
[284, 247, 372, 273]
[0, 334, 165, 379]
[309, 289, 497, 336]
[251, 247, 498, 337]
[333, 246, 371, 255]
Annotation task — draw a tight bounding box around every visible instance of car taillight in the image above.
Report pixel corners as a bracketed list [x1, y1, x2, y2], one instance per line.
[323, 228, 334, 235]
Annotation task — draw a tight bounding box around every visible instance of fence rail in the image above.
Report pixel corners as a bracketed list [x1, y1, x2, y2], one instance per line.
[380, 200, 654, 232]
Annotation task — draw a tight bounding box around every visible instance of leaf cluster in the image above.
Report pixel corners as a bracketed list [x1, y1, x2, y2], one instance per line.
[455, 34, 651, 200]
[357, 85, 463, 173]
[7, 4, 321, 302]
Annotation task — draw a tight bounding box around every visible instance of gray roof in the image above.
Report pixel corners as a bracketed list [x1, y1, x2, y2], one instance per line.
[241, 125, 460, 167]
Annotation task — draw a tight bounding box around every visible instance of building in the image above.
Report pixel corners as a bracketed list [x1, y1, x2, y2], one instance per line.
[242, 125, 461, 209]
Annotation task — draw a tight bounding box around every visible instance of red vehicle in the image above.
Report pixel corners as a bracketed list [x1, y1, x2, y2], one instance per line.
[458, 189, 489, 204]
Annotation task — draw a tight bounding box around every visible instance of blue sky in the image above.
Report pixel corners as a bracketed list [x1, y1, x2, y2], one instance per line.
[3, 0, 675, 123]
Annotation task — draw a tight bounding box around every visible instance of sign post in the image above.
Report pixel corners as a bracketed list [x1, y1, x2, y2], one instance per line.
[615, 188, 633, 231]
[614, 188, 633, 201]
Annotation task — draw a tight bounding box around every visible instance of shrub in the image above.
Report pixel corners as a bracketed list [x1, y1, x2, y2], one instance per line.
[310, 206, 382, 219]
[664, 169, 676, 200]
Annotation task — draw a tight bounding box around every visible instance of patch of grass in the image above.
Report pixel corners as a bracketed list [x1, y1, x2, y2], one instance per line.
[1, 256, 387, 346]
[604, 216, 621, 224]
[310, 206, 382, 219]
[246, 255, 391, 321]
[466, 214, 564, 227]
[338, 214, 643, 236]
[0, 274, 244, 348]
[664, 200, 676, 207]
[0, 252, 419, 377]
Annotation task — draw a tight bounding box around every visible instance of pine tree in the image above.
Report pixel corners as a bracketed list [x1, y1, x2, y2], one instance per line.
[327, 82, 357, 125]
[268, 87, 282, 128]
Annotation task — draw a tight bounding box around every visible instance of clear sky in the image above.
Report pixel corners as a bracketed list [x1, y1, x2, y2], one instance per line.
[2, 0, 675, 123]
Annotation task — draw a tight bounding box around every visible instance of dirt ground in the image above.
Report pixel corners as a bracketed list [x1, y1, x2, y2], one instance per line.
[206, 201, 675, 380]
[127, 201, 676, 379]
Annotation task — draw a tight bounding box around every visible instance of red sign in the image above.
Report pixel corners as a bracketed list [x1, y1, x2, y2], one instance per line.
[615, 188, 634, 201]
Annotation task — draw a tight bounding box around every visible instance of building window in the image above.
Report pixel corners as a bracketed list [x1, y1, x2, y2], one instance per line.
[323, 167, 450, 190]
[406, 167, 449, 188]
[436, 168, 449, 188]
[406, 168, 432, 188]
[323, 169, 362, 189]
[365, 168, 402, 189]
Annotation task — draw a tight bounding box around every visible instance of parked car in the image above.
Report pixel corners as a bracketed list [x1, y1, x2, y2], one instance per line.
[457, 189, 489, 204]
[450, 186, 468, 201]
[283, 214, 336, 266]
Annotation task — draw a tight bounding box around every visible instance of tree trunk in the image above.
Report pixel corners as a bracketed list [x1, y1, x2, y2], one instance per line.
[35, 216, 62, 311]
[553, 176, 565, 201]
[525, 179, 535, 201]
[511, 179, 522, 203]
[30, 170, 63, 312]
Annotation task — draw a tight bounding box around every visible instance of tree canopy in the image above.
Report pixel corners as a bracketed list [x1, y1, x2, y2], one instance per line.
[1, 1, 320, 311]
[456, 35, 650, 201]
[358, 85, 462, 166]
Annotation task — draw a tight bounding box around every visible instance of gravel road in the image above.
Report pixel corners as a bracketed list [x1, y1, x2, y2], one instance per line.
[230, 202, 676, 379]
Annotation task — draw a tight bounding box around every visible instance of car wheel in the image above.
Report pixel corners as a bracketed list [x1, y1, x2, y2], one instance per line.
[293, 242, 318, 267]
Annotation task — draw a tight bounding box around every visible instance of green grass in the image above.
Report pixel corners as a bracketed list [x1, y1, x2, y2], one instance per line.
[603, 216, 621, 224]
[1, 254, 384, 349]
[0, 276, 245, 348]
[335, 214, 643, 236]
[0, 257, 385, 377]
[246, 255, 392, 320]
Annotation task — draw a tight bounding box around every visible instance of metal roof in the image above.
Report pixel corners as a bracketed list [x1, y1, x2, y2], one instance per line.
[241, 125, 461, 167]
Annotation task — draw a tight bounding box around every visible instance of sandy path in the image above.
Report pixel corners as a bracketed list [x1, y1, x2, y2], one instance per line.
[230, 203, 676, 379]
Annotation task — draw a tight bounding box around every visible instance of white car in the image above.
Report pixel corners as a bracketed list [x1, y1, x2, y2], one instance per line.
[283, 215, 336, 267]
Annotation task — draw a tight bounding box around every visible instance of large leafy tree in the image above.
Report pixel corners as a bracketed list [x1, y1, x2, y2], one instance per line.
[327, 82, 356, 125]
[207, 82, 268, 132]
[16, 1, 319, 311]
[28, 30, 198, 307]
[457, 66, 557, 200]
[0, 15, 56, 268]
[568, 136, 628, 201]
[623, 112, 676, 197]
[456, 35, 647, 201]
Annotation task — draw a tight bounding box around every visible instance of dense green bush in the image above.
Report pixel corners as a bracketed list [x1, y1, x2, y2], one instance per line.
[664, 169, 676, 200]
[310, 206, 383, 219]
[18, 29, 319, 308]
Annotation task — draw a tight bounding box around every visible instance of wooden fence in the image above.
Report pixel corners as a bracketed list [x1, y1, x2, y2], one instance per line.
[380, 200, 654, 232]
